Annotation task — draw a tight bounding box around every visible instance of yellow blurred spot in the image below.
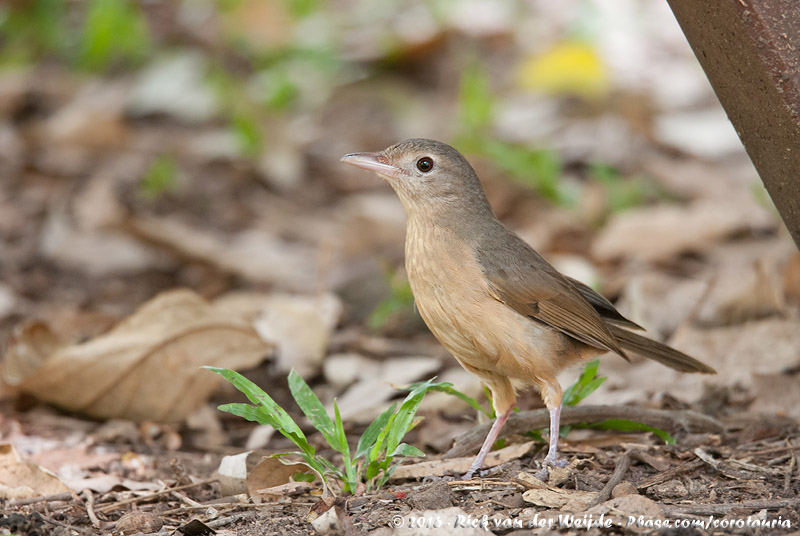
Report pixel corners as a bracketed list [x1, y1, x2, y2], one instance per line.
[517, 41, 610, 99]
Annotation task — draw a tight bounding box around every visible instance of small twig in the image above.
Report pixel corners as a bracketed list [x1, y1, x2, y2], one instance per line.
[40, 515, 90, 536]
[586, 454, 630, 508]
[446, 480, 521, 492]
[97, 478, 217, 513]
[171, 490, 203, 508]
[743, 443, 800, 456]
[7, 491, 75, 507]
[206, 514, 249, 529]
[694, 448, 780, 478]
[663, 498, 800, 516]
[81, 490, 101, 529]
[784, 441, 796, 496]
[445, 405, 723, 458]
[473, 498, 518, 509]
[636, 459, 704, 490]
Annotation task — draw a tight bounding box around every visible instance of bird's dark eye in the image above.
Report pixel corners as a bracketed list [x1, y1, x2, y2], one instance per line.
[416, 157, 434, 173]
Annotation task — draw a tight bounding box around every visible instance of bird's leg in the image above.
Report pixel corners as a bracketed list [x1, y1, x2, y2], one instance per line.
[534, 404, 567, 480]
[542, 404, 567, 468]
[462, 406, 513, 479]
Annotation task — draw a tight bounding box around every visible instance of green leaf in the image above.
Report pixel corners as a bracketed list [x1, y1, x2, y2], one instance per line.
[355, 402, 397, 460]
[333, 399, 349, 455]
[287, 369, 341, 451]
[391, 443, 425, 458]
[562, 359, 606, 406]
[369, 414, 396, 463]
[385, 380, 432, 455]
[581, 419, 676, 444]
[365, 459, 381, 481]
[205, 367, 314, 457]
[403, 381, 491, 418]
[293, 472, 316, 482]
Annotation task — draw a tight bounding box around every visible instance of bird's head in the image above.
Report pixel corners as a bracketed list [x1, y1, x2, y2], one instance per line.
[341, 138, 492, 217]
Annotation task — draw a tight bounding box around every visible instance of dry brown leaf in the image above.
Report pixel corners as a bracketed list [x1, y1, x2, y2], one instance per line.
[391, 441, 534, 480]
[585, 493, 663, 518]
[595, 317, 800, 406]
[694, 260, 785, 327]
[214, 291, 342, 378]
[251, 293, 342, 378]
[2, 289, 271, 422]
[61, 474, 161, 494]
[247, 456, 315, 502]
[751, 373, 800, 420]
[592, 198, 775, 263]
[129, 216, 321, 291]
[522, 486, 597, 511]
[0, 444, 70, 500]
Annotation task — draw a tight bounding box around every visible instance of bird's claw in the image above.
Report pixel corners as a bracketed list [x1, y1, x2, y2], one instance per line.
[542, 453, 567, 469]
[534, 454, 568, 480]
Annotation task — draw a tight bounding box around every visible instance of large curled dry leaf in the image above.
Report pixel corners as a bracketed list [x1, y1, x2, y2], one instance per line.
[2, 289, 271, 422]
[0, 444, 70, 500]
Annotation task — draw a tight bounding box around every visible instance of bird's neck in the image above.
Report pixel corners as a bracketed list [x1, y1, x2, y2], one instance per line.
[404, 194, 498, 246]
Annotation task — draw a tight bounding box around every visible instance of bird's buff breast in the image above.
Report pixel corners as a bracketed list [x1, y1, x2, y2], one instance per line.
[404, 221, 555, 380]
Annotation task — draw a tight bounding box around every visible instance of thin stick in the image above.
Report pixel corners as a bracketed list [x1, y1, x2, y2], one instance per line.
[445, 405, 723, 458]
[7, 491, 75, 507]
[637, 459, 704, 490]
[784, 441, 796, 496]
[97, 478, 217, 513]
[586, 454, 630, 508]
[663, 498, 800, 516]
[81, 490, 101, 529]
[207, 514, 249, 529]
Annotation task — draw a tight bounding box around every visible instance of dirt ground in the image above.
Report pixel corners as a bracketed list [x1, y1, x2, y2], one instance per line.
[2, 1, 800, 535]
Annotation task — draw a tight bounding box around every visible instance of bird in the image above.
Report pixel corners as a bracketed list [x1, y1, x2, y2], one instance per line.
[340, 138, 715, 479]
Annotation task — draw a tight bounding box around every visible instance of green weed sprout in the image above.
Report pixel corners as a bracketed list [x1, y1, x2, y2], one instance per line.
[205, 368, 446, 493]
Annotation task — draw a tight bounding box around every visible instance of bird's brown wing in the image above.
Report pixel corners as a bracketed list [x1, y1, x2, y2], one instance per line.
[477, 233, 626, 358]
[565, 276, 643, 331]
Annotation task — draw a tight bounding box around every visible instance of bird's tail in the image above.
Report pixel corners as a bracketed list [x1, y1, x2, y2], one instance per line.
[609, 324, 716, 374]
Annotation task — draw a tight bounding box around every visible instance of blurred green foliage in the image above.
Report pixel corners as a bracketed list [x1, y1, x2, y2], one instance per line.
[0, 0, 150, 70]
[588, 163, 667, 221]
[368, 269, 415, 331]
[79, 0, 150, 71]
[140, 155, 178, 198]
[455, 60, 569, 206]
[0, 0, 68, 64]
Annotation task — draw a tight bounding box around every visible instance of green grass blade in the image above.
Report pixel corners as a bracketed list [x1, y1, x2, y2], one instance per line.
[581, 419, 676, 444]
[562, 359, 607, 406]
[333, 399, 357, 491]
[287, 369, 341, 451]
[403, 381, 491, 417]
[368, 414, 396, 463]
[385, 381, 431, 456]
[355, 402, 397, 460]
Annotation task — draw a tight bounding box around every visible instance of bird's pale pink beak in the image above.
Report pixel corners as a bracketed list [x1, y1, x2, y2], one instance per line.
[340, 152, 402, 179]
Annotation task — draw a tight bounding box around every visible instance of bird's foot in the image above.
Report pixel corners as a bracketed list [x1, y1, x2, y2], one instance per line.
[534, 454, 568, 481]
[462, 463, 495, 480]
[542, 453, 568, 469]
